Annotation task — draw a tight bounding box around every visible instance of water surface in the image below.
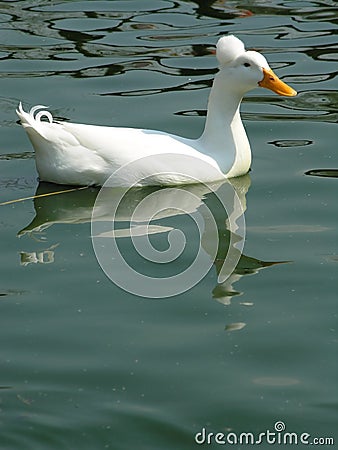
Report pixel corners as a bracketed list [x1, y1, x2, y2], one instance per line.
[0, 1, 337, 449]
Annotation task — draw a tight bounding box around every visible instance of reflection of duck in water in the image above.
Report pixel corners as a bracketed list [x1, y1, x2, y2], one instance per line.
[17, 35, 296, 187]
[19, 175, 287, 303]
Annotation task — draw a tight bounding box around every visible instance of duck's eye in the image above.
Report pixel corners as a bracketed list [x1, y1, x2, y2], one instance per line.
[243, 62, 251, 68]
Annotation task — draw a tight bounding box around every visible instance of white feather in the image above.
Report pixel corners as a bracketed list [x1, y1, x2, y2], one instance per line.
[216, 35, 246, 67]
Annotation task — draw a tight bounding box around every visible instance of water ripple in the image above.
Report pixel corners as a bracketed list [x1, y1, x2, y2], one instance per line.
[0, 2, 335, 131]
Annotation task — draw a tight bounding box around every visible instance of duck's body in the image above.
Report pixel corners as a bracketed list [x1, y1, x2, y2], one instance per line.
[15, 109, 225, 186]
[17, 35, 296, 187]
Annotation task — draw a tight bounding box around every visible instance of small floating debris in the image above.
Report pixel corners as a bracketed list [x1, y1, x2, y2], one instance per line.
[225, 322, 246, 332]
[269, 140, 313, 148]
[305, 169, 338, 178]
[0, 289, 25, 298]
[17, 394, 33, 405]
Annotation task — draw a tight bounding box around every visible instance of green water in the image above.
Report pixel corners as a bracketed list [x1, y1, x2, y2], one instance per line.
[0, 1, 337, 449]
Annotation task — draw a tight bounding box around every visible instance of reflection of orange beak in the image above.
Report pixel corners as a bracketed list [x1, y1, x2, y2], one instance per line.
[259, 68, 297, 96]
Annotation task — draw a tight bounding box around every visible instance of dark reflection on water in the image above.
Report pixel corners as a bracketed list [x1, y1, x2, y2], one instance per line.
[305, 169, 338, 178]
[269, 139, 313, 147]
[1, 0, 335, 124]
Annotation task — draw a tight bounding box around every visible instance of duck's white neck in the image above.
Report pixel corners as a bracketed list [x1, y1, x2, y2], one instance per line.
[198, 71, 251, 178]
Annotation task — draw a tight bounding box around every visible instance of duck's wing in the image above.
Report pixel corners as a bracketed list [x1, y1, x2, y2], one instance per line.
[16, 103, 180, 161]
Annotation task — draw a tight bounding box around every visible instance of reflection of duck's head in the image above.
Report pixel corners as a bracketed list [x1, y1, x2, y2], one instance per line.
[213, 257, 291, 306]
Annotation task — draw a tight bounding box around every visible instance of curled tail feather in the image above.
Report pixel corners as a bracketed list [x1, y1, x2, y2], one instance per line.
[17, 102, 83, 149]
[16, 102, 54, 139]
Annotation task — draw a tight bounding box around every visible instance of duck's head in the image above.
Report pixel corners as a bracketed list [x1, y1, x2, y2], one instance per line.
[215, 35, 297, 97]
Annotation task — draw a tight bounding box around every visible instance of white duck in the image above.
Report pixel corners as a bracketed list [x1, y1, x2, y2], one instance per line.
[17, 35, 296, 187]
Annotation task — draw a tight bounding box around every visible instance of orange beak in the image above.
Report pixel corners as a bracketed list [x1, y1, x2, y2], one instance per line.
[258, 68, 297, 97]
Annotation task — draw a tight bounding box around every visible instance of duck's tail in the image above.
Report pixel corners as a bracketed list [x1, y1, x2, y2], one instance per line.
[16, 102, 55, 140]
